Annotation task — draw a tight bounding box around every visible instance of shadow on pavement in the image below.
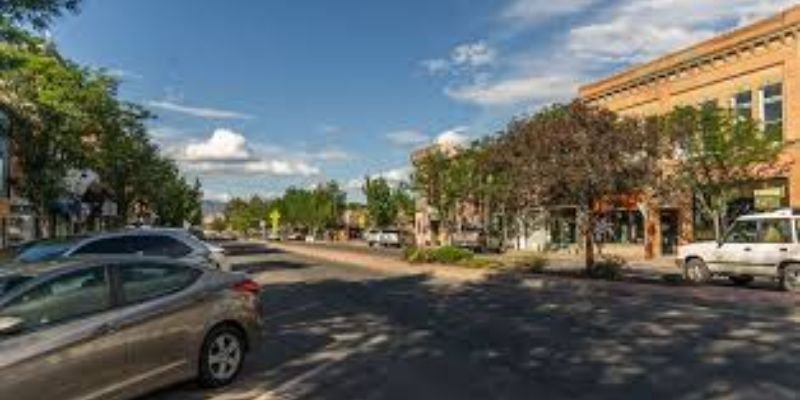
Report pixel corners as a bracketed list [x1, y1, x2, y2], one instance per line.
[218, 242, 285, 256]
[153, 269, 800, 400]
[230, 260, 312, 274]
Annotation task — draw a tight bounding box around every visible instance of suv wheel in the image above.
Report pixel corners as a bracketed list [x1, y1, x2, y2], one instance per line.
[781, 264, 800, 292]
[684, 258, 710, 284]
[198, 325, 246, 388]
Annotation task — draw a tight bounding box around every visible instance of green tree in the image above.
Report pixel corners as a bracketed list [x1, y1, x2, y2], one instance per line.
[495, 100, 662, 270]
[0, 0, 82, 30]
[661, 104, 787, 239]
[363, 177, 397, 228]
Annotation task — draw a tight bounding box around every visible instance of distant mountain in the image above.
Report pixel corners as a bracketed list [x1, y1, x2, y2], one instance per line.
[201, 200, 227, 217]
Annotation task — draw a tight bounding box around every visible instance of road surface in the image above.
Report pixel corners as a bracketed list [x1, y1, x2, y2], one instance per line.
[149, 241, 800, 400]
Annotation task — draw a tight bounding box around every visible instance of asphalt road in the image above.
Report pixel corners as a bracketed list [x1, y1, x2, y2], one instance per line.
[149, 241, 800, 400]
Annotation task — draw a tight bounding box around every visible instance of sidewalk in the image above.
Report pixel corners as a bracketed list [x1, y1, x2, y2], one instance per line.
[269, 240, 682, 284]
[269, 241, 493, 283]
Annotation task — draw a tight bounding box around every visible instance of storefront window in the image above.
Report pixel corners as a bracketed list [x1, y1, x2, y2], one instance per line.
[761, 83, 783, 142]
[597, 210, 645, 244]
[549, 208, 577, 244]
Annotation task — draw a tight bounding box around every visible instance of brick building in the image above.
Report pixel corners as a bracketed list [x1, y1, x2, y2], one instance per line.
[580, 5, 800, 258]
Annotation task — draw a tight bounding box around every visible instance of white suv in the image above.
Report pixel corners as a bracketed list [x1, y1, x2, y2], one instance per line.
[678, 209, 800, 291]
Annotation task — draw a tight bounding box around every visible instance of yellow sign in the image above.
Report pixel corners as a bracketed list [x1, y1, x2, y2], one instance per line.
[269, 209, 281, 235]
[755, 187, 784, 210]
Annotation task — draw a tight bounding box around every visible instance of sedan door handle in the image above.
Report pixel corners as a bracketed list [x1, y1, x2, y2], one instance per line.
[743, 247, 752, 252]
[780, 248, 789, 252]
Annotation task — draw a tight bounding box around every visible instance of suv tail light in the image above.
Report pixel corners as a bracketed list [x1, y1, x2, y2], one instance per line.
[233, 279, 260, 295]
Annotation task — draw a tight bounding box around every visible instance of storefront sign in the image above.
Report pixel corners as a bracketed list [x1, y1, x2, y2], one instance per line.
[754, 187, 784, 210]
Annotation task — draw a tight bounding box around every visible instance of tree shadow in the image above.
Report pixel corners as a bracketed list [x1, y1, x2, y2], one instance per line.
[230, 260, 312, 274]
[150, 271, 800, 399]
[220, 243, 285, 256]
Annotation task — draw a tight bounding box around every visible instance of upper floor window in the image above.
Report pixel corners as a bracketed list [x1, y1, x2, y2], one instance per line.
[732, 91, 752, 121]
[761, 83, 783, 142]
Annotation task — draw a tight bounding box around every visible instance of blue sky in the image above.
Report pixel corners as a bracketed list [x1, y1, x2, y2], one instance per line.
[51, 0, 796, 202]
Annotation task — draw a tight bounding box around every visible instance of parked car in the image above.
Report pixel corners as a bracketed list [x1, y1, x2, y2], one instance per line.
[451, 229, 503, 253]
[678, 209, 800, 291]
[286, 232, 304, 241]
[365, 228, 409, 248]
[0, 256, 262, 400]
[12, 229, 228, 270]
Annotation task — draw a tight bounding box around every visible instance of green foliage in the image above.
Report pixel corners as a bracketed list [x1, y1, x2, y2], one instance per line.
[0, 0, 82, 30]
[404, 245, 474, 265]
[494, 100, 662, 269]
[0, 22, 201, 231]
[362, 177, 413, 228]
[588, 254, 626, 281]
[458, 257, 503, 270]
[661, 104, 785, 238]
[224, 182, 346, 234]
[209, 217, 227, 232]
[510, 254, 548, 274]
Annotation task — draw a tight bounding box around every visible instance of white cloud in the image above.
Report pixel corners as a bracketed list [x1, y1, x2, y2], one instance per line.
[184, 129, 252, 161]
[146, 100, 252, 120]
[386, 130, 431, 146]
[176, 128, 326, 177]
[435, 127, 471, 147]
[182, 160, 319, 177]
[445, 75, 577, 106]
[203, 190, 232, 202]
[501, 0, 599, 23]
[309, 148, 354, 162]
[567, 0, 797, 64]
[422, 41, 497, 74]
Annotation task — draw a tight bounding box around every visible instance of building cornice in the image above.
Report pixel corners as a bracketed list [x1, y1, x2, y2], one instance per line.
[579, 5, 800, 103]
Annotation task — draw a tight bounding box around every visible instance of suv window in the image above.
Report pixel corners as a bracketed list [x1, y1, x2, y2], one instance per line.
[128, 235, 193, 258]
[726, 220, 759, 243]
[118, 263, 200, 304]
[73, 237, 130, 255]
[0, 267, 110, 331]
[758, 219, 793, 243]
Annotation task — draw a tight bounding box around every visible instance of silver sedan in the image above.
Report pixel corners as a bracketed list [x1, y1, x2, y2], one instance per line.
[0, 256, 263, 400]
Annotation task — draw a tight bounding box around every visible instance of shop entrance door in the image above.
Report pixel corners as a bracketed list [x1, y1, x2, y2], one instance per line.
[660, 210, 680, 256]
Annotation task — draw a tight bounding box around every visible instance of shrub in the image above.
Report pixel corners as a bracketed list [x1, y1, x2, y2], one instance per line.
[459, 257, 502, 269]
[403, 246, 432, 264]
[431, 246, 474, 264]
[404, 245, 475, 264]
[516, 254, 548, 273]
[589, 254, 626, 280]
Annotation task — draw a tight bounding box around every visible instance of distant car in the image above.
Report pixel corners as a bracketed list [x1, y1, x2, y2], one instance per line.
[266, 232, 281, 241]
[0, 256, 262, 400]
[286, 232, 304, 241]
[365, 228, 407, 248]
[13, 229, 228, 270]
[678, 209, 800, 291]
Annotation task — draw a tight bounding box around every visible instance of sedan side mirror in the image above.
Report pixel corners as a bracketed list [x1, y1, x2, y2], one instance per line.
[0, 316, 24, 335]
[717, 239, 725, 248]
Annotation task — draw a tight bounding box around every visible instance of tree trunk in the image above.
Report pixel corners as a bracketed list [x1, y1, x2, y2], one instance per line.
[712, 210, 722, 241]
[584, 205, 595, 272]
